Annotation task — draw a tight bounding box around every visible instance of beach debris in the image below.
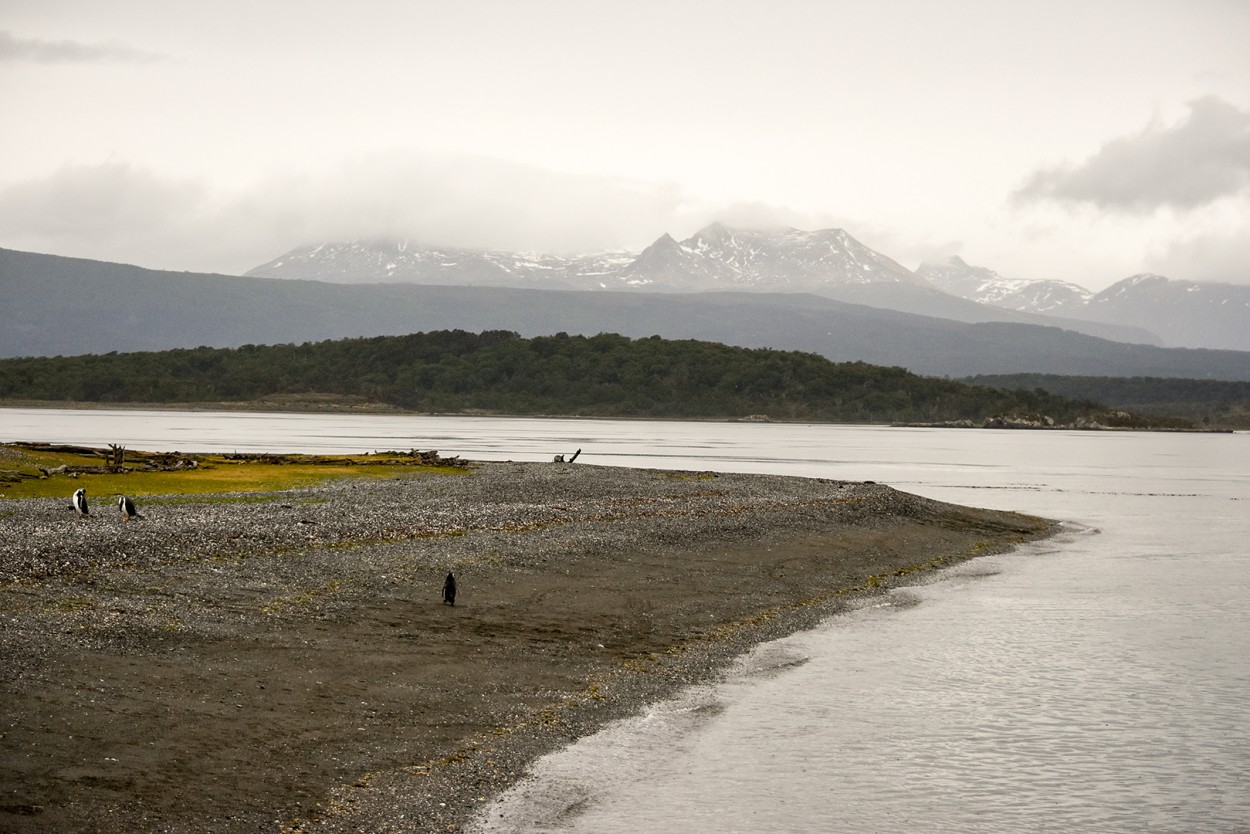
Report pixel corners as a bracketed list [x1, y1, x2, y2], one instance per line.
[22, 443, 198, 475]
[107, 443, 126, 469]
[553, 448, 582, 464]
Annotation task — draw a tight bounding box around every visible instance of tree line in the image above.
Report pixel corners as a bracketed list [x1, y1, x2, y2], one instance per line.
[964, 373, 1250, 429]
[0, 330, 1122, 424]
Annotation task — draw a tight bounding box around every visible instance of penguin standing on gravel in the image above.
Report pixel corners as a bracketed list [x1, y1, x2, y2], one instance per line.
[71, 487, 89, 517]
[118, 495, 143, 521]
[442, 571, 457, 606]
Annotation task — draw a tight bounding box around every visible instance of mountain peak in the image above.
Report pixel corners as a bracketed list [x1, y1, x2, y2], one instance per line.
[694, 221, 731, 237]
[687, 221, 741, 252]
[1094, 273, 1176, 301]
[917, 256, 1093, 314]
[1123, 273, 1170, 286]
[1084, 272, 1250, 349]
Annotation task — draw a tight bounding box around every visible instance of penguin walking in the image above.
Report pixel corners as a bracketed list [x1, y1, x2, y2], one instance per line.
[71, 487, 89, 517]
[442, 571, 457, 606]
[118, 495, 143, 521]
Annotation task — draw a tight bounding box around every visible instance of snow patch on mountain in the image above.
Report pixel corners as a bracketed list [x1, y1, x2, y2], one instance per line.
[917, 256, 1092, 314]
[247, 224, 934, 294]
[247, 239, 635, 290]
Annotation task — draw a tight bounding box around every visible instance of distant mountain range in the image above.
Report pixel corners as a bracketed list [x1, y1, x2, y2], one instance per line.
[1072, 273, 1250, 354]
[919, 256, 1250, 353]
[247, 224, 1249, 351]
[247, 223, 924, 293]
[4, 247, 1249, 382]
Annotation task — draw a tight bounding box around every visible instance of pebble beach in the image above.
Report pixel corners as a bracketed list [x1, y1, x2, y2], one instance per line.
[0, 459, 1055, 833]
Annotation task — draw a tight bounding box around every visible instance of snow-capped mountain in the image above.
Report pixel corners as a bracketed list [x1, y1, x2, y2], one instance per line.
[917, 256, 1091, 314]
[247, 223, 930, 294]
[617, 223, 928, 292]
[918, 257, 1250, 352]
[246, 226, 1174, 344]
[247, 226, 1250, 350]
[245, 240, 634, 290]
[1072, 274, 1250, 352]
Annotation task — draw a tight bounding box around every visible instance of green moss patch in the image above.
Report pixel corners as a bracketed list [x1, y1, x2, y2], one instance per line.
[0, 443, 469, 500]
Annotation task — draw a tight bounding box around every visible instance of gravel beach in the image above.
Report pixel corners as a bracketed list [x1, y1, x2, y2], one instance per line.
[0, 459, 1055, 833]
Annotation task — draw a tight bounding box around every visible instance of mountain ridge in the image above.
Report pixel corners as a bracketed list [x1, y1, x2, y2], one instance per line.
[246, 225, 1159, 346]
[919, 256, 1250, 352]
[4, 247, 1248, 381]
[917, 256, 1093, 313]
[247, 223, 930, 293]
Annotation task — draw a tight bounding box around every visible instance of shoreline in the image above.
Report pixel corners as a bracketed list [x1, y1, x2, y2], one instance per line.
[0, 460, 1056, 833]
[0, 399, 809, 425]
[4, 401, 1228, 433]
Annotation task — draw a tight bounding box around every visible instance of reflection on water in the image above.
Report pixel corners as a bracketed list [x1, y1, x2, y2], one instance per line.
[480, 515, 1250, 834]
[3, 408, 1248, 832]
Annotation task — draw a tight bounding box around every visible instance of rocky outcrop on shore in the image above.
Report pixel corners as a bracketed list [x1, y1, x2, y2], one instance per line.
[896, 410, 1211, 430]
[0, 461, 1054, 833]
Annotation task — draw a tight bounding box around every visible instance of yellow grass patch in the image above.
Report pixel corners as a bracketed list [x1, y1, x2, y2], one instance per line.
[0, 444, 466, 500]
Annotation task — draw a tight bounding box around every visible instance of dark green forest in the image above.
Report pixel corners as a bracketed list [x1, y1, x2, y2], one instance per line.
[964, 374, 1250, 429]
[0, 330, 1134, 424]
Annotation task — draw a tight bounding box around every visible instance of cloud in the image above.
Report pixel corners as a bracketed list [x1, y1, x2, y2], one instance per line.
[0, 155, 735, 274]
[707, 201, 957, 268]
[849, 229, 966, 272]
[1145, 225, 1250, 285]
[0, 30, 165, 64]
[275, 152, 697, 255]
[711, 201, 841, 232]
[0, 153, 908, 276]
[0, 163, 204, 237]
[1014, 97, 1250, 212]
[0, 162, 227, 270]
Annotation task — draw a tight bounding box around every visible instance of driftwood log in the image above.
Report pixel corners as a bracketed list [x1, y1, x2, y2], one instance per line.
[221, 449, 467, 468]
[13, 443, 467, 479]
[18, 443, 198, 476]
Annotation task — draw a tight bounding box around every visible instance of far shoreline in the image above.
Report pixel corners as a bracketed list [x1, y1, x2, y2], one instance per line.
[1, 399, 1229, 433]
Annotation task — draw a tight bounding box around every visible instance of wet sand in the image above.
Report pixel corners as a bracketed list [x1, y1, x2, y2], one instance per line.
[0, 460, 1055, 832]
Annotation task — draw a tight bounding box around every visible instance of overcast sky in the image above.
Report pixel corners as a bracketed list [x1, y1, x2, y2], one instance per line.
[1, 0, 1248, 289]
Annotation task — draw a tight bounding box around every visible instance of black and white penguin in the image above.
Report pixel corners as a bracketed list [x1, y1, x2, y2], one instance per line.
[442, 571, 457, 606]
[118, 495, 143, 520]
[71, 487, 89, 517]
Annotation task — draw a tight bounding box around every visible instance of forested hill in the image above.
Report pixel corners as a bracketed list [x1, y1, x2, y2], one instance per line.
[0, 330, 1139, 426]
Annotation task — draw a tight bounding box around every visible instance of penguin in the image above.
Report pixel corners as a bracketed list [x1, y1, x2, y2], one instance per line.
[118, 495, 143, 521]
[71, 487, 89, 517]
[442, 571, 457, 606]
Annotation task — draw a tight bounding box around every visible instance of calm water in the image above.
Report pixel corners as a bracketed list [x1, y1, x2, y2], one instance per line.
[3, 409, 1248, 832]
